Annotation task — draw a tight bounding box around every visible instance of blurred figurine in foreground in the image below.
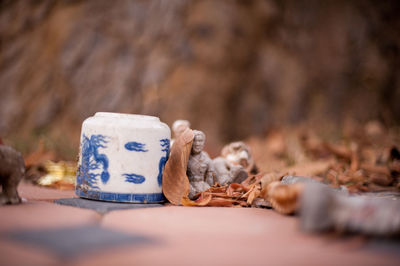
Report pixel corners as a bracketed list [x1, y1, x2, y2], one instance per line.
[0, 145, 25, 204]
[300, 182, 400, 236]
[187, 130, 215, 199]
[171, 120, 191, 147]
[221, 141, 258, 174]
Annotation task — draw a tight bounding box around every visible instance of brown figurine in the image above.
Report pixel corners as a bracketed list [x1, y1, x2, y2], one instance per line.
[0, 145, 25, 204]
[187, 130, 215, 199]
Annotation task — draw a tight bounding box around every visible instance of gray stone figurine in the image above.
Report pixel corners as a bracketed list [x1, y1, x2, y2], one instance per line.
[187, 130, 215, 199]
[213, 157, 248, 185]
[0, 145, 25, 204]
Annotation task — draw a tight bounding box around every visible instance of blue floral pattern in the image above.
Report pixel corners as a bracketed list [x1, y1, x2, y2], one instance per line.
[124, 142, 148, 152]
[157, 139, 170, 186]
[78, 134, 110, 189]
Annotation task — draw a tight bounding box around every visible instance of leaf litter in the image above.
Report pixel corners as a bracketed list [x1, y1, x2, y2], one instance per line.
[162, 121, 400, 214]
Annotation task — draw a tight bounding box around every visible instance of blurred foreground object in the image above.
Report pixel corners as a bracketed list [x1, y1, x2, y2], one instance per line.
[37, 161, 76, 190]
[300, 183, 400, 236]
[0, 145, 25, 204]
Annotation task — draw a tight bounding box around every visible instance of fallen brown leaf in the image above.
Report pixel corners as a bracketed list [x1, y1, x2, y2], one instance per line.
[246, 186, 261, 205]
[283, 159, 334, 177]
[226, 183, 249, 196]
[162, 128, 194, 205]
[264, 181, 303, 214]
[350, 143, 360, 172]
[360, 163, 391, 176]
[322, 142, 352, 160]
[181, 193, 212, 206]
[207, 197, 238, 207]
[241, 173, 264, 187]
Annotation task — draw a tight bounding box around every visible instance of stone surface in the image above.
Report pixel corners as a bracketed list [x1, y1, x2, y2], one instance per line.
[0, 201, 100, 232]
[0, 240, 59, 266]
[89, 206, 399, 266]
[363, 238, 400, 259]
[18, 182, 76, 202]
[0, 176, 398, 265]
[55, 198, 163, 213]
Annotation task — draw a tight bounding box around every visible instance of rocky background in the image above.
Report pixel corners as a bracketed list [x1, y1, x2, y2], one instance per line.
[1, 0, 399, 158]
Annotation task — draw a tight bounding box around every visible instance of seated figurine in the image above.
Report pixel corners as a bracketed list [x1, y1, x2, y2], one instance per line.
[187, 130, 214, 199]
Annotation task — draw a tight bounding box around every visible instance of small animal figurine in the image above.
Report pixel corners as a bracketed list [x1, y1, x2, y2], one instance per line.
[221, 141, 258, 174]
[0, 145, 25, 204]
[212, 157, 248, 185]
[187, 130, 215, 199]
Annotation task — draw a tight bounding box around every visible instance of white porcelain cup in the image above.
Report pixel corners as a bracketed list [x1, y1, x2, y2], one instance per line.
[76, 112, 171, 203]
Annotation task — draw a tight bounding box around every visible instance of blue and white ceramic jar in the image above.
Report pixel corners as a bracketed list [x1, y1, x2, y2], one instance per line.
[75, 112, 171, 203]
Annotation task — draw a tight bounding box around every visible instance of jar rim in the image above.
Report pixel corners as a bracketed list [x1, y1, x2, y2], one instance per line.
[94, 112, 160, 121]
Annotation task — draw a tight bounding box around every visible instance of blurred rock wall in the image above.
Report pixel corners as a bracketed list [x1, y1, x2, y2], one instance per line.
[0, 0, 399, 153]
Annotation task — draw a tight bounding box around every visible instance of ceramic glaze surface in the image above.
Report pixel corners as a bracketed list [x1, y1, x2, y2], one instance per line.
[76, 112, 170, 203]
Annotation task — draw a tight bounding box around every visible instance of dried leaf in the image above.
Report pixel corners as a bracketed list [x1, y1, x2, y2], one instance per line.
[181, 193, 212, 206]
[369, 173, 393, 186]
[322, 142, 352, 160]
[283, 159, 334, 177]
[337, 174, 364, 184]
[265, 181, 303, 214]
[246, 187, 261, 205]
[162, 128, 194, 205]
[360, 163, 391, 176]
[259, 172, 285, 198]
[241, 173, 264, 187]
[350, 143, 360, 172]
[226, 183, 249, 196]
[208, 185, 229, 193]
[207, 197, 238, 207]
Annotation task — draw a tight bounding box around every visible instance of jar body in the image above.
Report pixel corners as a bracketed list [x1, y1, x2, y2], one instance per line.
[75, 112, 170, 203]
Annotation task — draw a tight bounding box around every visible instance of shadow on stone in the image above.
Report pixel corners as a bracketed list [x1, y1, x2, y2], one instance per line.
[2, 225, 155, 259]
[54, 198, 164, 213]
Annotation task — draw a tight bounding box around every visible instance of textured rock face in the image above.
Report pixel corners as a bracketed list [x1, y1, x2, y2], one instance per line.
[0, 0, 399, 153]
